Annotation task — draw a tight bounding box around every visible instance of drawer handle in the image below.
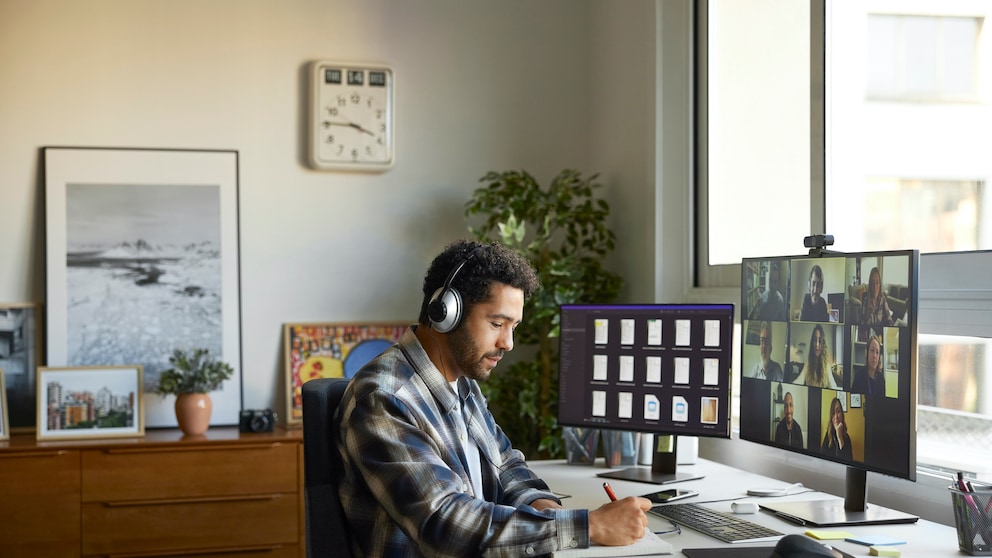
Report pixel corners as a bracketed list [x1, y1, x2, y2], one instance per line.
[102, 443, 284, 454]
[0, 449, 72, 459]
[103, 543, 284, 557]
[103, 494, 283, 507]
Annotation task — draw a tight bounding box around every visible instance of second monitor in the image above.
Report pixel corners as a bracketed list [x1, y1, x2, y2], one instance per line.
[557, 303, 735, 484]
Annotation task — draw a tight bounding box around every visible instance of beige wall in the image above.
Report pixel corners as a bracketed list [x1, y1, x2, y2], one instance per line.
[0, 0, 671, 414]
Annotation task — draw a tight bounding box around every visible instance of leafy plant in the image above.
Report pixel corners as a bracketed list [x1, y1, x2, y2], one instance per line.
[155, 348, 234, 396]
[465, 169, 622, 459]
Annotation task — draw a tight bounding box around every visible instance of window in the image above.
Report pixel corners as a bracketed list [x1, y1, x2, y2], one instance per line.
[828, 4, 990, 255]
[698, 0, 811, 271]
[701, 0, 992, 269]
[698, 0, 992, 480]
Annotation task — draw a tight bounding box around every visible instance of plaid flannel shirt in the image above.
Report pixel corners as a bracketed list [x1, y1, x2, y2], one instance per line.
[336, 326, 589, 557]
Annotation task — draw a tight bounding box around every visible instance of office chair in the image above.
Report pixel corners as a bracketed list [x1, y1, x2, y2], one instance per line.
[302, 377, 354, 558]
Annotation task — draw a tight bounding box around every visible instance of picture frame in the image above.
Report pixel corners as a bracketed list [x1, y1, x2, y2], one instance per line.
[284, 322, 407, 424]
[0, 302, 42, 431]
[851, 393, 862, 408]
[43, 147, 242, 428]
[36, 365, 144, 441]
[0, 369, 9, 441]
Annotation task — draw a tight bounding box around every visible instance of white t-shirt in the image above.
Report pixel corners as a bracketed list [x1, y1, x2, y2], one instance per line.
[450, 380, 484, 498]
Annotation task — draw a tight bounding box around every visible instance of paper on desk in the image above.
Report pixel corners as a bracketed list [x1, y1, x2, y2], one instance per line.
[553, 528, 672, 557]
[845, 534, 905, 546]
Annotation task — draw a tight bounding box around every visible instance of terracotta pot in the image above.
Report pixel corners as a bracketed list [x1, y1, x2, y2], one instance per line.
[175, 393, 212, 436]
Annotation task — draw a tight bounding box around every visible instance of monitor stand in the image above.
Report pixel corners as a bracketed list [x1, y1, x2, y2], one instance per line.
[597, 435, 704, 485]
[759, 467, 919, 526]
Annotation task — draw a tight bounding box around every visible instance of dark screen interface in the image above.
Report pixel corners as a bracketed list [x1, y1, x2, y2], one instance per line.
[557, 304, 734, 439]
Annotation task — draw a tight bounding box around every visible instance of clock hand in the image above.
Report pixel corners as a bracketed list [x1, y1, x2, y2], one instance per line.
[323, 120, 375, 136]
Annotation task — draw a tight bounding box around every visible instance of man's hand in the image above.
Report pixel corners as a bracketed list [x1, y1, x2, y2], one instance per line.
[530, 498, 564, 511]
[588, 496, 652, 546]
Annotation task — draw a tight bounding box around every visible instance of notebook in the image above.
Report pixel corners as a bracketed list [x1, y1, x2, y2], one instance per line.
[554, 528, 673, 556]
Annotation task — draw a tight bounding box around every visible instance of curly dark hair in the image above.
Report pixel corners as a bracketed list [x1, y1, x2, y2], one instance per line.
[417, 239, 540, 327]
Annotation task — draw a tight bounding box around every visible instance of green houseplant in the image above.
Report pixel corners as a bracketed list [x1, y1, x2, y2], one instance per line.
[465, 169, 622, 459]
[156, 348, 234, 436]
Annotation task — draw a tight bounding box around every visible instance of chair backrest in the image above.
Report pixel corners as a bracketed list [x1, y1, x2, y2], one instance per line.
[302, 377, 353, 558]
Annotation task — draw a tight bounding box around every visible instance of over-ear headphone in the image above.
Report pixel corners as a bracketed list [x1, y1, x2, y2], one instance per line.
[428, 246, 484, 333]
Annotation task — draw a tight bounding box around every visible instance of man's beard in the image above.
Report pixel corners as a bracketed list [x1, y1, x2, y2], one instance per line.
[448, 326, 504, 382]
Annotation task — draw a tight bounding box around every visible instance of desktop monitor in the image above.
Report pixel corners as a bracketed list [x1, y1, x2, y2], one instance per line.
[740, 249, 920, 526]
[557, 303, 735, 484]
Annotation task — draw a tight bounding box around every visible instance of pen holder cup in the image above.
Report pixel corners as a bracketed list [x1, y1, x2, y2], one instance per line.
[601, 430, 640, 468]
[950, 486, 992, 555]
[563, 427, 599, 465]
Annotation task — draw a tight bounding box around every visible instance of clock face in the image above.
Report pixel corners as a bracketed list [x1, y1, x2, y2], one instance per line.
[309, 61, 394, 171]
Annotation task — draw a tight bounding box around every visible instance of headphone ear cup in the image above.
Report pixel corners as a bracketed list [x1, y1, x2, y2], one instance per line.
[428, 287, 462, 334]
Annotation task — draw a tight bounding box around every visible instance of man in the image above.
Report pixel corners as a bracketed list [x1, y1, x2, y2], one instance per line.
[336, 240, 651, 557]
[756, 262, 787, 321]
[774, 392, 804, 449]
[799, 264, 829, 322]
[748, 322, 784, 381]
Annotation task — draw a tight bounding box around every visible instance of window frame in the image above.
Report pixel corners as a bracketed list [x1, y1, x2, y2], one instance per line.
[694, 0, 826, 290]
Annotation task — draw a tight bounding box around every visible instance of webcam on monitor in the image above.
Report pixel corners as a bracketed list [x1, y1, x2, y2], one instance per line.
[803, 234, 834, 249]
[804, 234, 835, 256]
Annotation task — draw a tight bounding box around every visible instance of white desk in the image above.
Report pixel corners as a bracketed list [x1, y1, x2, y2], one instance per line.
[530, 458, 961, 557]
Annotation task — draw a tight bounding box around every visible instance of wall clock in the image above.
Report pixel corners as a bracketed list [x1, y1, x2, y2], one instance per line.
[308, 60, 394, 171]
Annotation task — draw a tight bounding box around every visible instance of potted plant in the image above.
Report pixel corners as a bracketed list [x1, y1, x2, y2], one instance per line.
[156, 348, 234, 436]
[465, 169, 622, 458]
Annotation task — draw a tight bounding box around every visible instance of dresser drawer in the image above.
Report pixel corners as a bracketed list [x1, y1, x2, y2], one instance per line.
[82, 492, 299, 555]
[0, 449, 81, 557]
[82, 441, 298, 501]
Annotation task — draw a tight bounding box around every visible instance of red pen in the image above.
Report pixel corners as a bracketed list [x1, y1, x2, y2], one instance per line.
[603, 482, 618, 502]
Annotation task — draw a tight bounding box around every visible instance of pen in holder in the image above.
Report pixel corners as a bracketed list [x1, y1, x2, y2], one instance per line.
[563, 426, 599, 465]
[601, 430, 640, 467]
[950, 483, 992, 555]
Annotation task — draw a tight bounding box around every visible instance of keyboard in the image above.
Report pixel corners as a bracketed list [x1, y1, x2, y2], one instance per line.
[649, 502, 785, 544]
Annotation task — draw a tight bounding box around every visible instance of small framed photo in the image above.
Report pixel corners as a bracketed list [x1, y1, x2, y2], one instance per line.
[0, 369, 9, 441]
[37, 365, 144, 441]
[283, 322, 407, 424]
[850, 393, 862, 408]
[0, 302, 42, 431]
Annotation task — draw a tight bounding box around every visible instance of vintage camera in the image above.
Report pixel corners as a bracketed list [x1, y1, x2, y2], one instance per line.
[239, 409, 277, 433]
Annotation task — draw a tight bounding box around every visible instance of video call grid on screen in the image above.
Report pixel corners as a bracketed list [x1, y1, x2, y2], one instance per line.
[739, 249, 919, 481]
[557, 304, 734, 438]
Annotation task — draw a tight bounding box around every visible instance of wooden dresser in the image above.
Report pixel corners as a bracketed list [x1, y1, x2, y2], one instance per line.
[0, 426, 304, 558]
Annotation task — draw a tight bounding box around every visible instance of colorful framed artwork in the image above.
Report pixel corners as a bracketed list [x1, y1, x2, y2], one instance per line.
[0, 302, 42, 431]
[283, 322, 407, 424]
[0, 369, 8, 441]
[43, 147, 242, 429]
[36, 365, 144, 441]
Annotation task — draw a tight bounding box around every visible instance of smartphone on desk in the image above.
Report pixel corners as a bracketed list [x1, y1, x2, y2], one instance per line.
[641, 488, 698, 505]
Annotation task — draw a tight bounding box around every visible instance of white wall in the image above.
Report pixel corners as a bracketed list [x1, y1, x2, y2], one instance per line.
[0, 0, 664, 415]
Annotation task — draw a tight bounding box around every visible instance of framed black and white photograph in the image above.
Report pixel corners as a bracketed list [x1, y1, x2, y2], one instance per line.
[0, 369, 9, 441]
[36, 365, 144, 441]
[0, 302, 42, 431]
[43, 147, 242, 429]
